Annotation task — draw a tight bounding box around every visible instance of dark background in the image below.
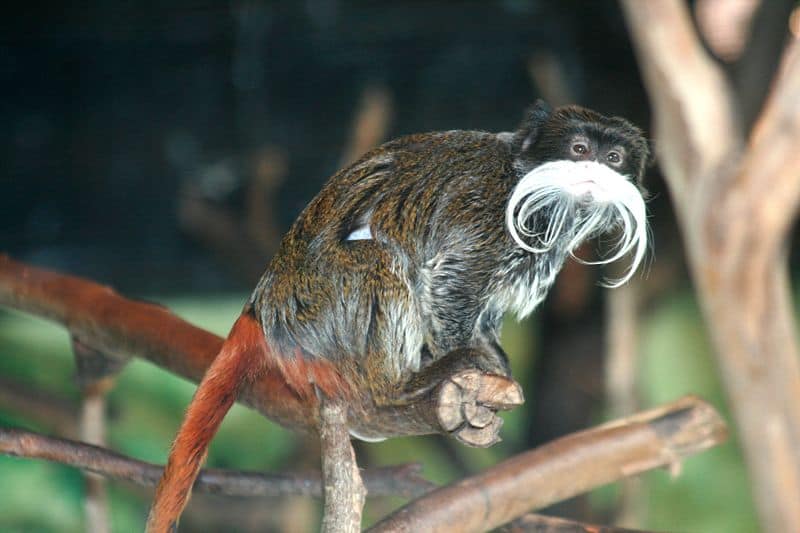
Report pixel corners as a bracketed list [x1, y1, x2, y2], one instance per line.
[0, 1, 652, 293]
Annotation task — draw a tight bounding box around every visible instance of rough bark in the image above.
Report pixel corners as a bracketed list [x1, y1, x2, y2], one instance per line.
[621, 2, 800, 531]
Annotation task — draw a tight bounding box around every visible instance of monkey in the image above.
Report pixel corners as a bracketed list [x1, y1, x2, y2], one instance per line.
[146, 100, 650, 531]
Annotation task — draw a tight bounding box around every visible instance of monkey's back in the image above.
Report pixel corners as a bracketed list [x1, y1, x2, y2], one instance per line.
[249, 130, 517, 398]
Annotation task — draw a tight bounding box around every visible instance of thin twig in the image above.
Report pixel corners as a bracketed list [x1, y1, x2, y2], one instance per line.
[0, 377, 78, 437]
[505, 513, 655, 533]
[319, 401, 366, 533]
[73, 336, 120, 533]
[80, 385, 111, 533]
[0, 426, 434, 499]
[368, 395, 726, 533]
[605, 279, 643, 527]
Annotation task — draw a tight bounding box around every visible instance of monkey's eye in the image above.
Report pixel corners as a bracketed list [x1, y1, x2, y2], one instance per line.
[606, 151, 622, 164]
[572, 143, 588, 155]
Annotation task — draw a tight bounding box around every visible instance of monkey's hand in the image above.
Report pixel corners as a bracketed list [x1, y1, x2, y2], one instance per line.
[434, 369, 523, 447]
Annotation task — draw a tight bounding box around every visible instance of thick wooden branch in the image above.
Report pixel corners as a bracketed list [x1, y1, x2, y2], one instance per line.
[368, 396, 726, 533]
[0, 254, 316, 429]
[733, 0, 796, 130]
[0, 255, 524, 443]
[742, 36, 800, 244]
[0, 426, 434, 499]
[0, 255, 219, 382]
[622, 3, 800, 531]
[621, 0, 740, 205]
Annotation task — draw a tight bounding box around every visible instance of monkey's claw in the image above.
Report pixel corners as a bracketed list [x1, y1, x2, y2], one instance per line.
[435, 370, 524, 447]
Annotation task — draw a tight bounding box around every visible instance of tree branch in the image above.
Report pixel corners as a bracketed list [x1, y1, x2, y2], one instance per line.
[622, 2, 800, 531]
[0, 426, 434, 499]
[733, 0, 796, 130]
[620, 0, 739, 207]
[0, 254, 316, 429]
[605, 278, 644, 526]
[0, 254, 524, 443]
[0, 377, 78, 437]
[319, 401, 366, 532]
[368, 395, 726, 532]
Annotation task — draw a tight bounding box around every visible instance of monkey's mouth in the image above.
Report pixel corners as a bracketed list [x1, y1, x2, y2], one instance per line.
[505, 160, 648, 287]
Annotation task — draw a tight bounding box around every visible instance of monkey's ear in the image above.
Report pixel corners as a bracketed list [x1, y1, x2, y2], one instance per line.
[512, 99, 553, 155]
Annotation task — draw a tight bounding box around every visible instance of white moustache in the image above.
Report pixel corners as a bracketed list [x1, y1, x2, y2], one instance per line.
[505, 160, 648, 287]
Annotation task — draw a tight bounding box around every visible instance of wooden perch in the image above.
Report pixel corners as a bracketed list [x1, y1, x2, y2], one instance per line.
[0, 426, 434, 499]
[621, 2, 800, 531]
[368, 395, 726, 532]
[319, 401, 365, 533]
[0, 254, 312, 429]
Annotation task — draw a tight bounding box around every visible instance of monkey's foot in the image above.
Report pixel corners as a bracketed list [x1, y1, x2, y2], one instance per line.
[436, 370, 524, 447]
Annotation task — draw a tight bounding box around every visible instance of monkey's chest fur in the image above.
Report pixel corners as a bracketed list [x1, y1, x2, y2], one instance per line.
[249, 131, 570, 400]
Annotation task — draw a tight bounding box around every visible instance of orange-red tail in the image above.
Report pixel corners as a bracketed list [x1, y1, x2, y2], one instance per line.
[146, 311, 267, 533]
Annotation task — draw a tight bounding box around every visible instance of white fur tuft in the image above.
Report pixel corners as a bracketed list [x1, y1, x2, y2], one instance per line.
[346, 225, 373, 241]
[505, 160, 648, 287]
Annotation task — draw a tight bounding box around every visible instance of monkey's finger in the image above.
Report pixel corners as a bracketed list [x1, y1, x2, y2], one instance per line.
[463, 402, 495, 428]
[437, 379, 468, 432]
[453, 417, 504, 448]
[448, 371, 481, 403]
[463, 373, 525, 411]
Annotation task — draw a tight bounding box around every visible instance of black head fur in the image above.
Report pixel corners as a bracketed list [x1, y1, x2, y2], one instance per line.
[512, 100, 651, 186]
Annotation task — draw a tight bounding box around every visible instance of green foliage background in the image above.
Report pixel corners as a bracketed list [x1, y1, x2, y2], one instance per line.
[0, 287, 760, 532]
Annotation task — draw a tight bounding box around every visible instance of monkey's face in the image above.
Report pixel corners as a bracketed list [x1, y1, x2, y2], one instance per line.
[530, 107, 649, 183]
[507, 105, 650, 286]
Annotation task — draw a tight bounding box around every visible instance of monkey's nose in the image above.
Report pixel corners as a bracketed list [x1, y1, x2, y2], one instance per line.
[567, 180, 595, 197]
[567, 179, 611, 204]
